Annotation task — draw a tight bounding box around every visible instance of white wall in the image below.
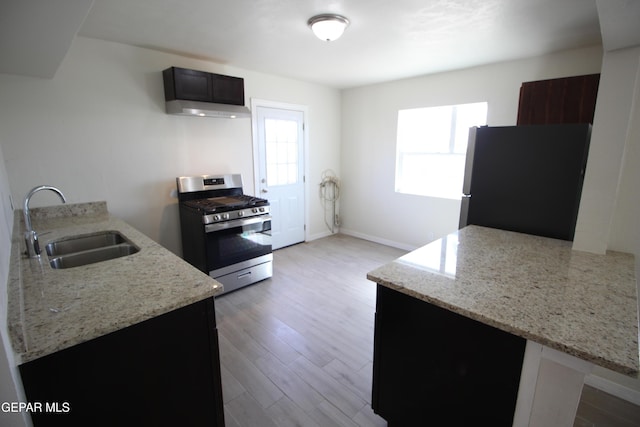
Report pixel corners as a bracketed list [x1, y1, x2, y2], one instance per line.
[580, 45, 640, 400]
[575, 46, 640, 255]
[0, 37, 342, 255]
[340, 45, 604, 249]
[608, 48, 640, 257]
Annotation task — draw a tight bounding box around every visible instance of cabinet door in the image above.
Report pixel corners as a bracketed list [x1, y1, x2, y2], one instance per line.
[211, 74, 245, 105]
[19, 298, 225, 426]
[372, 285, 526, 426]
[172, 67, 213, 102]
[517, 74, 600, 125]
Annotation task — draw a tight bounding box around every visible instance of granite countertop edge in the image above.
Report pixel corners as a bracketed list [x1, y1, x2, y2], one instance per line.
[9, 201, 223, 364]
[367, 274, 635, 376]
[367, 226, 639, 377]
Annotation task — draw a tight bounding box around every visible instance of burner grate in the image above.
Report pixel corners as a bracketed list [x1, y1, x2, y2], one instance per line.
[184, 195, 268, 214]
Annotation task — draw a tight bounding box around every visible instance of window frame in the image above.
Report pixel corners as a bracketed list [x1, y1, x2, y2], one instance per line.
[395, 102, 487, 200]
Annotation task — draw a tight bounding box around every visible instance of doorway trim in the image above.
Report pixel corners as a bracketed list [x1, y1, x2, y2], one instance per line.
[251, 98, 310, 244]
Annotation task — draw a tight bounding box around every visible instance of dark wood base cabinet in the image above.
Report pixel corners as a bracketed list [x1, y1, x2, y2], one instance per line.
[372, 285, 526, 426]
[19, 298, 224, 427]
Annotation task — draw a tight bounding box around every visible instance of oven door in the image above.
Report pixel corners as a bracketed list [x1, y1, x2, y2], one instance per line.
[204, 215, 272, 271]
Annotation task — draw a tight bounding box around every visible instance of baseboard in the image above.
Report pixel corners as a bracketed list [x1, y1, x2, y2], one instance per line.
[338, 228, 417, 251]
[307, 230, 335, 242]
[584, 373, 640, 405]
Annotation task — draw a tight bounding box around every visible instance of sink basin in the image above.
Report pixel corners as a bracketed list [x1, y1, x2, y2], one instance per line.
[46, 231, 140, 269]
[46, 231, 128, 257]
[49, 245, 139, 269]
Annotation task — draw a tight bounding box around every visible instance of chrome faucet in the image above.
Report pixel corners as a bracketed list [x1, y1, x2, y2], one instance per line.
[23, 185, 67, 258]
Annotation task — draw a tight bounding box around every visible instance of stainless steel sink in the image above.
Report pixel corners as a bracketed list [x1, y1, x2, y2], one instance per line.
[46, 231, 128, 257]
[49, 245, 139, 269]
[46, 231, 140, 269]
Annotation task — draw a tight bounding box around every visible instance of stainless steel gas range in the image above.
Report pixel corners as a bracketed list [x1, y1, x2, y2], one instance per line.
[177, 174, 272, 295]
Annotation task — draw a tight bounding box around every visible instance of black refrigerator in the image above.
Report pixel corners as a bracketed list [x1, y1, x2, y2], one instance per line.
[459, 124, 591, 241]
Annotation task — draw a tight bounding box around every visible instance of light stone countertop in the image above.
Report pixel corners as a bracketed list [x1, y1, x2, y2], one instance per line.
[8, 202, 223, 364]
[367, 225, 639, 376]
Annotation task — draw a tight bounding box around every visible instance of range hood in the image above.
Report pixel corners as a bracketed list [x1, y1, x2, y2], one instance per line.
[165, 100, 251, 119]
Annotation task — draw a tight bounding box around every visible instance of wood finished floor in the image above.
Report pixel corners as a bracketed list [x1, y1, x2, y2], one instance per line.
[574, 385, 640, 427]
[215, 234, 640, 427]
[216, 234, 405, 427]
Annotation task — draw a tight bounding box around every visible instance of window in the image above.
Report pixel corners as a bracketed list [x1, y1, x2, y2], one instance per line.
[395, 102, 488, 199]
[265, 118, 299, 186]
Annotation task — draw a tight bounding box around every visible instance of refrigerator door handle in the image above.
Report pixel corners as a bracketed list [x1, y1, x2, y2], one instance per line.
[459, 195, 471, 229]
[459, 127, 477, 230]
[461, 127, 478, 195]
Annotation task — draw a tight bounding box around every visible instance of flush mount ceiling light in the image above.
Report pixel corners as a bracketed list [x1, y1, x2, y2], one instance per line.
[307, 14, 350, 42]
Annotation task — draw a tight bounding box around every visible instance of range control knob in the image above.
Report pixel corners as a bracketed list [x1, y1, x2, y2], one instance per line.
[213, 215, 220, 221]
[238, 211, 244, 217]
[222, 213, 229, 220]
[259, 207, 265, 212]
[252, 208, 258, 213]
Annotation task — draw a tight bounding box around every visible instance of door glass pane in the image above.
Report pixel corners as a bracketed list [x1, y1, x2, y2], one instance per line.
[265, 118, 299, 186]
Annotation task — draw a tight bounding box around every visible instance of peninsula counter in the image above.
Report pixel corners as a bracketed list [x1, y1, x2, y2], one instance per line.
[367, 225, 638, 426]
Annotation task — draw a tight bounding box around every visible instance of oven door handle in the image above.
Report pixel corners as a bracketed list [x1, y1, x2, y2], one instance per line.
[205, 215, 272, 233]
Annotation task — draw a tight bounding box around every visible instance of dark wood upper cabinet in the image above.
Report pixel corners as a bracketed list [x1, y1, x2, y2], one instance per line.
[517, 74, 600, 125]
[163, 67, 245, 106]
[167, 67, 213, 102]
[211, 73, 245, 105]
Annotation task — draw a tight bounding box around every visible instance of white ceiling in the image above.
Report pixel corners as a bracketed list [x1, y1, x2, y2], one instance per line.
[1, 1, 639, 89]
[76, 0, 603, 88]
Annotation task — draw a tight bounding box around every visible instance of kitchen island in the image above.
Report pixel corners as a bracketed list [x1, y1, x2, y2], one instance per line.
[8, 202, 225, 425]
[367, 225, 638, 426]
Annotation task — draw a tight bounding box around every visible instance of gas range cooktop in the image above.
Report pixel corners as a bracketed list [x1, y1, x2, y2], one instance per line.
[184, 195, 269, 214]
[177, 175, 270, 224]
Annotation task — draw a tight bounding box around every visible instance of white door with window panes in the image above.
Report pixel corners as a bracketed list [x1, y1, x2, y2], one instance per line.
[254, 104, 306, 250]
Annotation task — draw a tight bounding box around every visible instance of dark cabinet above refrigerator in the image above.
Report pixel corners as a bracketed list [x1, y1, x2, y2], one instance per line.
[517, 74, 600, 125]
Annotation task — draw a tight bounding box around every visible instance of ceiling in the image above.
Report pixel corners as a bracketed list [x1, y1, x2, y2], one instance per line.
[1, 1, 639, 89]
